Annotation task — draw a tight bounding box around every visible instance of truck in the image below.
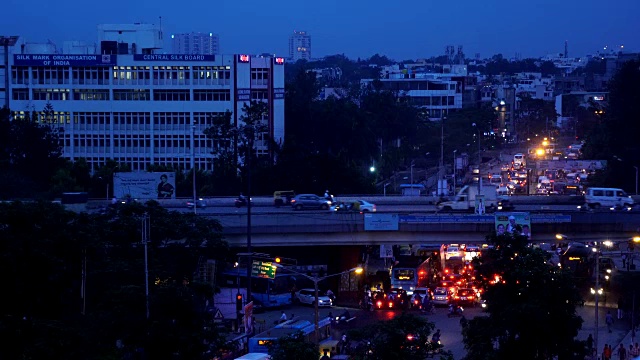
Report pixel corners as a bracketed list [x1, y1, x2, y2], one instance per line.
[513, 153, 526, 169]
[437, 184, 512, 212]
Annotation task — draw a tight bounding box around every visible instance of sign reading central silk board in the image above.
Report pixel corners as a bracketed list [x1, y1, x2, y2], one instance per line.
[113, 172, 176, 200]
[133, 54, 216, 61]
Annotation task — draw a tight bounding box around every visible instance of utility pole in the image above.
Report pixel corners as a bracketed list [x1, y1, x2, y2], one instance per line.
[594, 247, 600, 360]
[142, 215, 150, 320]
[191, 124, 197, 214]
[453, 150, 458, 195]
[440, 116, 445, 196]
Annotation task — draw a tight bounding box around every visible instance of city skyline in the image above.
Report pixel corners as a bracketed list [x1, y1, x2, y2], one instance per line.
[2, 0, 640, 60]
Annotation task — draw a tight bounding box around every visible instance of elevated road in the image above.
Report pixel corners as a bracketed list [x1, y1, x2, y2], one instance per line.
[211, 211, 640, 247]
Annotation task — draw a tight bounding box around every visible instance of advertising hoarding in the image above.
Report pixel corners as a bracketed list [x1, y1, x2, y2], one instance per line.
[495, 212, 531, 238]
[113, 172, 176, 200]
[364, 213, 399, 231]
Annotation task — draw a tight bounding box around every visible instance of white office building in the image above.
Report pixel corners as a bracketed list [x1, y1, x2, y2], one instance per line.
[172, 32, 220, 55]
[288, 31, 311, 61]
[4, 24, 285, 173]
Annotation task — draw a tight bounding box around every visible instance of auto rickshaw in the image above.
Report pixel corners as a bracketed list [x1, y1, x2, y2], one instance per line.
[273, 190, 295, 207]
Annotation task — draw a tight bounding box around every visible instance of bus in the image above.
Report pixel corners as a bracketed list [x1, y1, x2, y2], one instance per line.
[390, 256, 431, 295]
[217, 268, 299, 309]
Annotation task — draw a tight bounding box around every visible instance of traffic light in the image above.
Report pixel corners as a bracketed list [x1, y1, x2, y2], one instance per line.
[275, 257, 281, 263]
[236, 293, 243, 312]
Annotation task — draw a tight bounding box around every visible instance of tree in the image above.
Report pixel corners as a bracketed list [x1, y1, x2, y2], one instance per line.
[347, 313, 451, 360]
[462, 232, 586, 360]
[0, 106, 63, 198]
[0, 200, 230, 359]
[582, 60, 640, 191]
[267, 332, 318, 360]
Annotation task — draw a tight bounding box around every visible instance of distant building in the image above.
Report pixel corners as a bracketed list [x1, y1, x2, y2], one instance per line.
[172, 32, 220, 55]
[361, 64, 466, 120]
[289, 30, 311, 61]
[5, 23, 285, 173]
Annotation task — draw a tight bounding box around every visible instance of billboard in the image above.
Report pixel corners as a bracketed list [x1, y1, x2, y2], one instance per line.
[114, 172, 176, 199]
[364, 213, 399, 231]
[14, 54, 116, 67]
[495, 212, 531, 238]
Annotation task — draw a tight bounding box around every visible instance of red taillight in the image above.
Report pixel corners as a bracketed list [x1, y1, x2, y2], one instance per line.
[377, 301, 382, 307]
[291, 199, 296, 203]
[389, 302, 394, 308]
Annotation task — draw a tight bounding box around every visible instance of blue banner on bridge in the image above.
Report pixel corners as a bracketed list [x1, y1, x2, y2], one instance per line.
[400, 215, 495, 223]
[364, 213, 399, 231]
[530, 214, 572, 223]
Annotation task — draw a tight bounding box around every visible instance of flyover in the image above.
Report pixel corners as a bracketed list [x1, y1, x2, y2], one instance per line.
[213, 212, 640, 247]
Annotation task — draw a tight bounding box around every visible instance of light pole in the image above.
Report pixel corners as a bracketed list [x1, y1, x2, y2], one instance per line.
[453, 150, 458, 195]
[410, 160, 415, 185]
[142, 214, 150, 319]
[384, 182, 390, 197]
[1, 36, 18, 110]
[191, 124, 197, 214]
[634, 166, 638, 195]
[473, 123, 482, 192]
[440, 116, 446, 196]
[275, 265, 363, 347]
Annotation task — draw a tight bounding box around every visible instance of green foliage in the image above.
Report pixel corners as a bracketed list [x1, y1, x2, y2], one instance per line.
[0, 201, 229, 359]
[347, 313, 451, 360]
[462, 232, 586, 360]
[582, 60, 640, 191]
[0, 106, 64, 199]
[268, 331, 318, 360]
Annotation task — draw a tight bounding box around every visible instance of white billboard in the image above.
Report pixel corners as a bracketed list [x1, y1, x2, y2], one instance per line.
[114, 172, 176, 199]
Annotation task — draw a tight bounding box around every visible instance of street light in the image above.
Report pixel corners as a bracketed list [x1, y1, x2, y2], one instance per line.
[410, 160, 415, 185]
[472, 123, 482, 192]
[453, 150, 458, 195]
[274, 265, 363, 347]
[191, 124, 197, 215]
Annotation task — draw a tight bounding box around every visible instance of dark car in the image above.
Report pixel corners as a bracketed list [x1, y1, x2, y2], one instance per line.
[453, 288, 478, 307]
[186, 198, 207, 208]
[290, 194, 331, 210]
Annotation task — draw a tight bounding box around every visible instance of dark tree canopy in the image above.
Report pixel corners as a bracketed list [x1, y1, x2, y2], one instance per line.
[462, 233, 586, 360]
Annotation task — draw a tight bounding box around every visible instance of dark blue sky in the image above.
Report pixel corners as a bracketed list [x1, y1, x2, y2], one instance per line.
[3, 0, 639, 60]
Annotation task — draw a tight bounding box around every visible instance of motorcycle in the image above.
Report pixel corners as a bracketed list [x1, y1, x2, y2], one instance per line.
[447, 304, 464, 318]
[333, 310, 352, 325]
[360, 298, 374, 312]
[234, 197, 253, 208]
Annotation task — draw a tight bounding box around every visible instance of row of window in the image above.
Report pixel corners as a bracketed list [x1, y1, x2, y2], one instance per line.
[65, 138, 210, 148]
[75, 158, 213, 172]
[12, 65, 241, 86]
[13, 89, 234, 101]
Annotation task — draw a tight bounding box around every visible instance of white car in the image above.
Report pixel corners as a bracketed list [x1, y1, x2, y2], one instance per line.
[296, 289, 333, 307]
[445, 246, 460, 260]
[357, 200, 376, 212]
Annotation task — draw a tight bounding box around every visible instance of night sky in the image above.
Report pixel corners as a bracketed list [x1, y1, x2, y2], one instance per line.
[3, 0, 639, 60]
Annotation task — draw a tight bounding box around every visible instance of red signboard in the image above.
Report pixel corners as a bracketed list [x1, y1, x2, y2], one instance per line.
[275, 57, 284, 65]
[239, 54, 250, 63]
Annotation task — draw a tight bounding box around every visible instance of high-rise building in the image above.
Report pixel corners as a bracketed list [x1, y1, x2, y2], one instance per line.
[5, 24, 284, 173]
[172, 32, 219, 55]
[288, 30, 311, 61]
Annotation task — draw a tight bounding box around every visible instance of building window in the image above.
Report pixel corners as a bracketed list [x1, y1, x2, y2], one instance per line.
[251, 68, 270, 86]
[193, 90, 231, 101]
[12, 89, 29, 100]
[11, 66, 30, 84]
[153, 90, 190, 101]
[33, 88, 70, 101]
[73, 89, 110, 101]
[114, 89, 151, 101]
[71, 66, 110, 85]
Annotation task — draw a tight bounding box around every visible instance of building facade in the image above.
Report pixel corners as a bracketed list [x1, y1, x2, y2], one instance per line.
[5, 25, 284, 173]
[172, 32, 220, 55]
[288, 31, 311, 61]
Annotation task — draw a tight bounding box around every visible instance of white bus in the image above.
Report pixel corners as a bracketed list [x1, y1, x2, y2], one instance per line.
[513, 153, 526, 169]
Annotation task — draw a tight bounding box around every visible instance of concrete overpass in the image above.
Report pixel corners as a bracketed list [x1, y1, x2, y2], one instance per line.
[214, 212, 640, 247]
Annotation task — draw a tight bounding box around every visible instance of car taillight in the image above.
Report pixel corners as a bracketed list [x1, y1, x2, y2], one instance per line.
[291, 199, 296, 203]
[389, 302, 394, 308]
[377, 301, 382, 307]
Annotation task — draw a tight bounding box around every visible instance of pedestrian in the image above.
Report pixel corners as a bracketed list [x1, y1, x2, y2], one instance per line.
[617, 343, 627, 360]
[603, 343, 611, 360]
[631, 342, 640, 357]
[618, 298, 625, 320]
[606, 310, 614, 333]
[279, 311, 287, 323]
[586, 334, 594, 354]
[622, 253, 627, 268]
[628, 344, 634, 359]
